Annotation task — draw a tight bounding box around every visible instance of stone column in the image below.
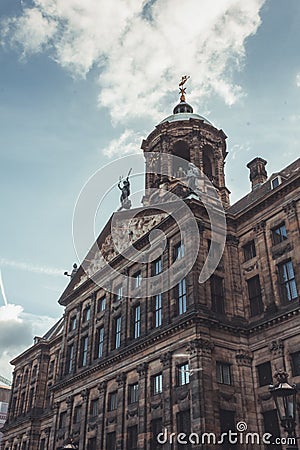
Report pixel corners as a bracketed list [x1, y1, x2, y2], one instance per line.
[137, 363, 148, 450]
[188, 338, 215, 448]
[79, 388, 90, 449]
[226, 235, 243, 317]
[97, 381, 107, 450]
[66, 395, 73, 438]
[283, 201, 300, 289]
[116, 373, 127, 450]
[160, 352, 173, 450]
[235, 350, 256, 429]
[253, 221, 276, 311]
[50, 401, 60, 450]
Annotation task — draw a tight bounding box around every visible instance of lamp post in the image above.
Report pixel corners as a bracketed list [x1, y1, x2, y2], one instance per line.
[269, 370, 298, 450]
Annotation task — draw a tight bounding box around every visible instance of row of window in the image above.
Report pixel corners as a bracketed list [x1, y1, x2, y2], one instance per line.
[257, 352, 300, 387]
[243, 222, 288, 263]
[68, 246, 185, 333]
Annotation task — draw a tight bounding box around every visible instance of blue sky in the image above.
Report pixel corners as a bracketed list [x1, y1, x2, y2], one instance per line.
[0, 0, 299, 377]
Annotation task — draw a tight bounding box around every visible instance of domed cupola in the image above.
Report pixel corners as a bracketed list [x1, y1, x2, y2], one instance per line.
[141, 76, 231, 208]
[173, 100, 193, 114]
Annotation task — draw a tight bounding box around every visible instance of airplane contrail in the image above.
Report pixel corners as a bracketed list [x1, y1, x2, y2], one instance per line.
[0, 269, 8, 306]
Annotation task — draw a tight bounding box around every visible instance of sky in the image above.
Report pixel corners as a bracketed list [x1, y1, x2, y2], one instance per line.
[0, 0, 299, 379]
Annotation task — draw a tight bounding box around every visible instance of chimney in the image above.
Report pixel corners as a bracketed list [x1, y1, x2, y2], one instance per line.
[246, 157, 267, 190]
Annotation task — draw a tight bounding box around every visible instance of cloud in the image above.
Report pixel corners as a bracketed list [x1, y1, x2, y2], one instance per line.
[1, 0, 265, 123]
[296, 73, 300, 87]
[0, 303, 58, 379]
[0, 257, 64, 276]
[102, 129, 144, 157]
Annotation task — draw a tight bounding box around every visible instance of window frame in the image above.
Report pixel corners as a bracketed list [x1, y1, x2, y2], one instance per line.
[243, 240, 256, 262]
[108, 391, 118, 412]
[132, 304, 141, 339]
[247, 275, 264, 317]
[257, 361, 273, 387]
[271, 223, 288, 245]
[153, 293, 163, 328]
[95, 327, 104, 359]
[128, 382, 139, 404]
[177, 362, 190, 386]
[210, 275, 225, 314]
[176, 278, 187, 315]
[151, 373, 163, 395]
[278, 260, 298, 303]
[216, 361, 232, 385]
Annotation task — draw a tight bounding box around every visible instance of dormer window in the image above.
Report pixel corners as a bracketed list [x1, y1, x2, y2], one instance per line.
[271, 176, 281, 189]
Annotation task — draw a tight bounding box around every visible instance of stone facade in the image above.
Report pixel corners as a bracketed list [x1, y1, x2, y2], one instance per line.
[1, 100, 300, 450]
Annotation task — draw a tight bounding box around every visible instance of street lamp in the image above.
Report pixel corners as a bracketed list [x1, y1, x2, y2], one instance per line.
[269, 370, 298, 450]
[62, 440, 78, 449]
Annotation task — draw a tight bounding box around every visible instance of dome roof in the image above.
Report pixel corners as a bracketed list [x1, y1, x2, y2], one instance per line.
[159, 99, 213, 126]
[160, 111, 213, 126]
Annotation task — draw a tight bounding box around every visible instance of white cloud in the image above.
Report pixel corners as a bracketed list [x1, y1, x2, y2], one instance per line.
[296, 73, 300, 87]
[0, 257, 64, 276]
[102, 129, 144, 157]
[1, 0, 265, 123]
[0, 303, 58, 379]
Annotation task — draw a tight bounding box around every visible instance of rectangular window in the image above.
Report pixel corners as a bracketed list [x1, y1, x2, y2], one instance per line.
[95, 327, 104, 359]
[88, 437, 97, 450]
[69, 315, 77, 331]
[257, 362, 273, 387]
[59, 411, 67, 429]
[133, 271, 142, 288]
[177, 363, 190, 386]
[150, 418, 162, 450]
[39, 439, 46, 450]
[28, 387, 34, 409]
[80, 336, 88, 367]
[153, 257, 162, 275]
[216, 362, 232, 385]
[247, 275, 264, 317]
[133, 305, 141, 338]
[153, 294, 162, 327]
[272, 223, 287, 245]
[263, 410, 282, 449]
[176, 278, 187, 315]
[108, 392, 118, 411]
[116, 286, 123, 301]
[243, 240, 256, 261]
[90, 399, 98, 418]
[114, 316, 121, 349]
[97, 296, 106, 313]
[106, 432, 116, 450]
[278, 260, 298, 302]
[127, 425, 138, 450]
[73, 405, 81, 424]
[82, 306, 91, 322]
[210, 275, 225, 314]
[66, 343, 74, 374]
[151, 373, 163, 395]
[291, 351, 300, 377]
[177, 410, 191, 450]
[174, 241, 185, 260]
[128, 383, 139, 404]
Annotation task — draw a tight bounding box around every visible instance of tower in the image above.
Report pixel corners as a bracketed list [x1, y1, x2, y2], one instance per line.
[142, 77, 231, 207]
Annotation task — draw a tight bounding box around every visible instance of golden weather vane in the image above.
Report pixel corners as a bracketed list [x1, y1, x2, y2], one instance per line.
[179, 75, 190, 102]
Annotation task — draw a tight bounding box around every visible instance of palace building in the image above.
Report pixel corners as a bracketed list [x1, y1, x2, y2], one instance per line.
[1, 87, 300, 450]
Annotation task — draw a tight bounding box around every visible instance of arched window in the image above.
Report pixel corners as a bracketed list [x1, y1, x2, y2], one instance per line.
[172, 140, 190, 178]
[202, 146, 214, 181]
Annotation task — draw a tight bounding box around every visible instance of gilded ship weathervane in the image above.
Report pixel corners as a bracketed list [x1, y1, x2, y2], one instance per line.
[179, 75, 190, 101]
